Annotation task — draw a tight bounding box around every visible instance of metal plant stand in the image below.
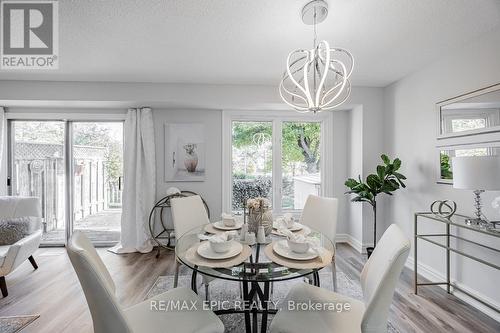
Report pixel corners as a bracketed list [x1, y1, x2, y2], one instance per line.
[414, 212, 500, 313]
[148, 191, 210, 258]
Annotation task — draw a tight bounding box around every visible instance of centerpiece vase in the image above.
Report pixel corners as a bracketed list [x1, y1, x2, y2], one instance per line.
[247, 206, 273, 236]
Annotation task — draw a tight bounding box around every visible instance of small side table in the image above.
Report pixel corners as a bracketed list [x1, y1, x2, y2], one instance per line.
[414, 212, 500, 313]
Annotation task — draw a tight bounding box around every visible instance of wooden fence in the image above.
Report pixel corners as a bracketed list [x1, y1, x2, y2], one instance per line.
[13, 142, 122, 233]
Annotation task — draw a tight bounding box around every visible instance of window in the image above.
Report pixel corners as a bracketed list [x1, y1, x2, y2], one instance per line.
[223, 111, 332, 215]
[282, 122, 321, 210]
[232, 121, 273, 211]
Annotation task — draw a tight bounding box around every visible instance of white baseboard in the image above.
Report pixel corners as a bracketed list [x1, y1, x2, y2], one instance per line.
[335, 234, 349, 243]
[336, 234, 372, 254]
[406, 257, 500, 322]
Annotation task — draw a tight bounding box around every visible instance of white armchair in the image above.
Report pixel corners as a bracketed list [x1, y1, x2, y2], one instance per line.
[0, 196, 42, 297]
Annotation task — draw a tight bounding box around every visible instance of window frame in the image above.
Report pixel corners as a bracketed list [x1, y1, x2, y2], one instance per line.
[222, 110, 333, 216]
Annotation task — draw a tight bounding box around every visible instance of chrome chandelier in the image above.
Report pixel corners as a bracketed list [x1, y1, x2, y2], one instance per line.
[279, 0, 354, 113]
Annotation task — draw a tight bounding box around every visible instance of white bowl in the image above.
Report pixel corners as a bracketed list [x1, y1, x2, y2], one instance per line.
[223, 217, 236, 227]
[210, 239, 233, 253]
[287, 239, 310, 254]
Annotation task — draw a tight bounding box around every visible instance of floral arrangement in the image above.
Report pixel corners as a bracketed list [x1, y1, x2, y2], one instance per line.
[183, 143, 197, 155]
[246, 197, 270, 211]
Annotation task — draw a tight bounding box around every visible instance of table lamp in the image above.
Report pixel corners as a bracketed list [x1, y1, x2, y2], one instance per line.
[452, 156, 500, 226]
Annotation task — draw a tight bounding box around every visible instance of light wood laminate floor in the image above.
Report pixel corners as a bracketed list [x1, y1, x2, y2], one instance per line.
[0, 244, 498, 332]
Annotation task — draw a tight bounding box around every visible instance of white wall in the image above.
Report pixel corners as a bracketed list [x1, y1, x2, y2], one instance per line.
[332, 110, 349, 235]
[347, 106, 364, 248]
[0, 81, 281, 110]
[384, 26, 500, 318]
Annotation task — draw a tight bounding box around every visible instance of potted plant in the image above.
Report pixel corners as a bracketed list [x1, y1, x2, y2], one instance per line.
[345, 155, 407, 258]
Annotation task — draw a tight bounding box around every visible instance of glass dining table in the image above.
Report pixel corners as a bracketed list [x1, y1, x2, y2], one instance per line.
[175, 223, 335, 333]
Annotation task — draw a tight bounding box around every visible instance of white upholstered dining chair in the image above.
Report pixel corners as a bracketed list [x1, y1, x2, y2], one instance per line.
[269, 224, 410, 333]
[170, 195, 213, 297]
[299, 195, 338, 290]
[67, 231, 224, 333]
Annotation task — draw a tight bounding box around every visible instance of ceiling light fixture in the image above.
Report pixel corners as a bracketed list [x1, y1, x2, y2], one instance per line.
[279, 0, 354, 113]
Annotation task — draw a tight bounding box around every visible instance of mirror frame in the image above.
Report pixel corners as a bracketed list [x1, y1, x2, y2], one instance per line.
[437, 83, 500, 139]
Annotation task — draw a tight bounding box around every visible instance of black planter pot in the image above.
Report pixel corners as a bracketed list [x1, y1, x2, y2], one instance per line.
[366, 201, 377, 260]
[366, 246, 374, 259]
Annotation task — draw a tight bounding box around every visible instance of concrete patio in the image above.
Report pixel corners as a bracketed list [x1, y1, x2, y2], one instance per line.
[42, 209, 121, 245]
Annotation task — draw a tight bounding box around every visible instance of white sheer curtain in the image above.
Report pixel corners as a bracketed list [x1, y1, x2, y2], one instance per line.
[109, 107, 156, 254]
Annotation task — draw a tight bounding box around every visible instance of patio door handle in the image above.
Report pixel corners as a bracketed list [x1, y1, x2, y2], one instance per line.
[118, 176, 123, 191]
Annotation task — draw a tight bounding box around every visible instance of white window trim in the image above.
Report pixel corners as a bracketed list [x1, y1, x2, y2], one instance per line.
[222, 110, 333, 216]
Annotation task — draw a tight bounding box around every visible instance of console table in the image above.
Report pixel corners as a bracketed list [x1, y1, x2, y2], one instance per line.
[414, 212, 500, 313]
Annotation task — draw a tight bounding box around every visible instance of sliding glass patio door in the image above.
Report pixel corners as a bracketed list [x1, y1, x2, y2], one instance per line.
[71, 122, 123, 244]
[10, 121, 67, 245]
[9, 120, 123, 246]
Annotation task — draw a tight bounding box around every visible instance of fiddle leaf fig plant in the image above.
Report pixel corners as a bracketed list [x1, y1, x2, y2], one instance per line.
[345, 155, 407, 252]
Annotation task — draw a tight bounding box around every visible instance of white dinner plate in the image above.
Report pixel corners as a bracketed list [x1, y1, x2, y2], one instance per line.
[273, 222, 303, 232]
[197, 241, 243, 260]
[212, 220, 243, 231]
[272, 240, 318, 261]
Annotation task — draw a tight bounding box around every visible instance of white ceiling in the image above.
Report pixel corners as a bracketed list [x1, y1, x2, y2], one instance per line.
[1, 0, 499, 87]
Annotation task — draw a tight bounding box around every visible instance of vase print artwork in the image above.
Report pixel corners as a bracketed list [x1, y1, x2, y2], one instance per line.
[183, 143, 198, 173]
[165, 123, 206, 181]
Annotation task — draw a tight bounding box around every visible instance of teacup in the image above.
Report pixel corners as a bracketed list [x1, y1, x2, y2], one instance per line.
[223, 217, 236, 227]
[210, 239, 233, 253]
[287, 239, 310, 254]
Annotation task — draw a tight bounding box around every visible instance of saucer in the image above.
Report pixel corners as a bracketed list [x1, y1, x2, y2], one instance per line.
[272, 240, 318, 261]
[197, 241, 243, 260]
[213, 220, 244, 231]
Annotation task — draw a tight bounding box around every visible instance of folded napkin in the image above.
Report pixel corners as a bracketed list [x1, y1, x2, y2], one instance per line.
[221, 213, 234, 220]
[274, 214, 295, 229]
[277, 225, 323, 254]
[198, 231, 238, 243]
[283, 213, 294, 225]
[275, 213, 296, 229]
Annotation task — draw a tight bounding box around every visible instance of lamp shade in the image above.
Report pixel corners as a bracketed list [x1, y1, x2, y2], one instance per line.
[452, 156, 500, 190]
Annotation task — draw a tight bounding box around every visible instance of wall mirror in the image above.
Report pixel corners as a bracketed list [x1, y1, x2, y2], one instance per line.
[438, 144, 500, 183]
[437, 83, 500, 138]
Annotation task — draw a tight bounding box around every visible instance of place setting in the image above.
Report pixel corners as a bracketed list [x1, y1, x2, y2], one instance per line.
[204, 213, 244, 234]
[271, 213, 309, 236]
[184, 230, 252, 268]
[265, 225, 333, 270]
